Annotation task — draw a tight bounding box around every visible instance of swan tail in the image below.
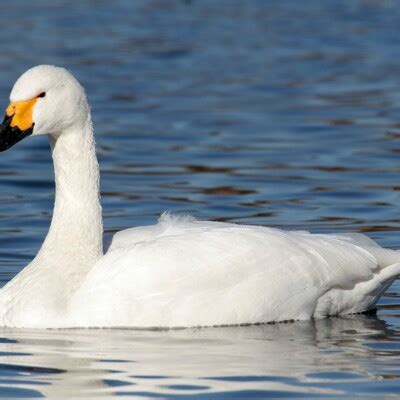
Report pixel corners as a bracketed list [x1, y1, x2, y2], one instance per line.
[375, 261, 400, 287]
[314, 262, 400, 318]
[349, 261, 400, 313]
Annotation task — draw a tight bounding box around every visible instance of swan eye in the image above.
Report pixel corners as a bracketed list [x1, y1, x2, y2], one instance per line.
[38, 92, 46, 98]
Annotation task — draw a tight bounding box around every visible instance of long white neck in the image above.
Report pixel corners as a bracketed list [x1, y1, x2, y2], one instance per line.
[0, 113, 104, 326]
[43, 116, 103, 261]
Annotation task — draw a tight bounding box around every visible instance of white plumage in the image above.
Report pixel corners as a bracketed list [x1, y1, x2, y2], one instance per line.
[0, 65, 399, 329]
[71, 213, 400, 327]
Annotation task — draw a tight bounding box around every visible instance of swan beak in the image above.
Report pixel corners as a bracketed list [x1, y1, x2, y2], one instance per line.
[0, 98, 37, 152]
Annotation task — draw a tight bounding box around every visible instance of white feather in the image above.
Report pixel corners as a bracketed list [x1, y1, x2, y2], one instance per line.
[0, 65, 399, 329]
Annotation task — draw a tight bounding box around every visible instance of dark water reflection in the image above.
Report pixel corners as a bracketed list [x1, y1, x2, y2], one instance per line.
[0, 0, 399, 397]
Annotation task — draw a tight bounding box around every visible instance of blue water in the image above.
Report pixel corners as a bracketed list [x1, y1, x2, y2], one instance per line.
[0, 0, 399, 398]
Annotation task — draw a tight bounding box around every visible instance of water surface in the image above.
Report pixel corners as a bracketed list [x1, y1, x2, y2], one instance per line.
[0, 0, 399, 398]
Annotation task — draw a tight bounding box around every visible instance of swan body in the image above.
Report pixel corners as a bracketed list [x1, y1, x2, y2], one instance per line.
[0, 65, 399, 329]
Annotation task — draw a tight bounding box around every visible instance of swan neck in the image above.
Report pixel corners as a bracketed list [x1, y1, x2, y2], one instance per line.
[45, 117, 103, 259]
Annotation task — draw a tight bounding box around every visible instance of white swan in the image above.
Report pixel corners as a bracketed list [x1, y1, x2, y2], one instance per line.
[0, 65, 399, 329]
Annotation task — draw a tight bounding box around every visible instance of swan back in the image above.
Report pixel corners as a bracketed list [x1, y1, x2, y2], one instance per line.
[69, 215, 400, 328]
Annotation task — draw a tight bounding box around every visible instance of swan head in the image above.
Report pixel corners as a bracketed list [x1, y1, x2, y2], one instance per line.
[0, 65, 88, 151]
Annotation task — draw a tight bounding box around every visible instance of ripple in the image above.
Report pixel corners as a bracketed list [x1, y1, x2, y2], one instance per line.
[0, 0, 398, 398]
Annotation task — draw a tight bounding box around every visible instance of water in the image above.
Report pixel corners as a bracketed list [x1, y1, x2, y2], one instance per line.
[0, 0, 399, 397]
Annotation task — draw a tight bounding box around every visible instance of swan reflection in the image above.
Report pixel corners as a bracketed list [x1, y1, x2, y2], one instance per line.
[0, 315, 397, 398]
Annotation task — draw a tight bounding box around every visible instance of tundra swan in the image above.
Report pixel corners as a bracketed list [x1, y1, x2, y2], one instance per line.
[0, 65, 399, 329]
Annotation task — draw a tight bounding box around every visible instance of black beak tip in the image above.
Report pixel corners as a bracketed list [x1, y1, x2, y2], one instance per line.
[0, 116, 33, 152]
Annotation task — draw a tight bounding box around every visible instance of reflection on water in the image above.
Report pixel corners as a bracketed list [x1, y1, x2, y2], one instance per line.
[0, 315, 399, 398]
[0, 0, 399, 397]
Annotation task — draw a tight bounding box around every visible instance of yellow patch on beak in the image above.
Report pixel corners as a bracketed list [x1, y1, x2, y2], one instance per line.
[6, 97, 38, 131]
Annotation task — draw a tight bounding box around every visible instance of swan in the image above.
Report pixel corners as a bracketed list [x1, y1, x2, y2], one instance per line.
[0, 65, 399, 329]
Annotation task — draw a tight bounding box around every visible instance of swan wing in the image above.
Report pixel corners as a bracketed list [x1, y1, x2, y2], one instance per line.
[70, 216, 400, 327]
